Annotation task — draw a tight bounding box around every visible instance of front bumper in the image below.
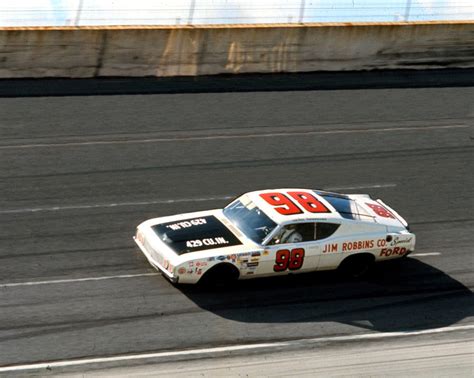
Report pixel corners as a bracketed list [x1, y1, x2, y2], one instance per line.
[133, 236, 179, 284]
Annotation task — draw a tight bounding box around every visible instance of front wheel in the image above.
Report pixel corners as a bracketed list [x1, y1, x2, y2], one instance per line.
[199, 263, 240, 288]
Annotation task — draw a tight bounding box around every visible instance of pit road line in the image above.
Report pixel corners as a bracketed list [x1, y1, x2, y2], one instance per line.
[1, 324, 473, 372]
[0, 124, 467, 150]
[0, 184, 396, 214]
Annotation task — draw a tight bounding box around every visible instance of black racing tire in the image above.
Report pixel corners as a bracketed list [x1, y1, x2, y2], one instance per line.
[338, 254, 375, 279]
[198, 263, 240, 288]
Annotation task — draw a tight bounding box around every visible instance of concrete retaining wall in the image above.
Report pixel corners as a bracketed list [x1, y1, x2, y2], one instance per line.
[1, 22, 473, 78]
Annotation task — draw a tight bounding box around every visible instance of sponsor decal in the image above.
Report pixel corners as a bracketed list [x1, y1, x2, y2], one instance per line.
[342, 240, 374, 252]
[377, 239, 387, 247]
[217, 256, 226, 261]
[186, 268, 194, 274]
[207, 257, 216, 262]
[246, 271, 255, 275]
[165, 218, 207, 231]
[196, 261, 208, 267]
[163, 259, 169, 269]
[251, 251, 261, 257]
[380, 247, 407, 257]
[237, 253, 250, 262]
[323, 240, 381, 253]
[390, 236, 413, 246]
[178, 267, 186, 274]
[247, 262, 259, 267]
[263, 250, 269, 256]
[322, 243, 338, 253]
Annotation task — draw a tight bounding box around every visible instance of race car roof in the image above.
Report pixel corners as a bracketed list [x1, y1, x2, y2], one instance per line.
[241, 188, 404, 228]
[244, 188, 346, 224]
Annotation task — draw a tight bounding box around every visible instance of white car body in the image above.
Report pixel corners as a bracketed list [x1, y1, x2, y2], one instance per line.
[134, 188, 415, 284]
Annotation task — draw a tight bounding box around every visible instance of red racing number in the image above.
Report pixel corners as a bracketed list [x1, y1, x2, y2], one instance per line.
[259, 192, 302, 215]
[260, 191, 330, 215]
[288, 191, 330, 213]
[366, 203, 395, 218]
[273, 248, 305, 272]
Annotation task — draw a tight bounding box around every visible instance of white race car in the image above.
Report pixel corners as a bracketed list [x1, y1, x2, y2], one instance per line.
[134, 189, 415, 284]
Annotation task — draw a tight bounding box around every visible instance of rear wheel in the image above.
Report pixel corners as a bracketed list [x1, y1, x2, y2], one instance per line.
[338, 254, 375, 279]
[199, 263, 240, 288]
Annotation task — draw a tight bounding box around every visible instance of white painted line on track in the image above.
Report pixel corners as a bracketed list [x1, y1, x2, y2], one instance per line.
[0, 184, 396, 214]
[0, 195, 235, 214]
[0, 250, 440, 288]
[1, 324, 473, 372]
[0, 273, 159, 288]
[0, 124, 467, 150]
[326, 183, 397, 190]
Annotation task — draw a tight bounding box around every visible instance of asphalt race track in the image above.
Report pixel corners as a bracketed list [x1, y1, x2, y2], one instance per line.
[0, 71, 473, 375]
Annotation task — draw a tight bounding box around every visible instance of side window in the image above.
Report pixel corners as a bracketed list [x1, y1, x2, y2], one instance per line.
[269, 223, 316, 245]
[316, 223, 340, 240]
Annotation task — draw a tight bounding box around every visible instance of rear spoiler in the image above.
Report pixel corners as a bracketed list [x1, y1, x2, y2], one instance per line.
[376, 199, 409, 229]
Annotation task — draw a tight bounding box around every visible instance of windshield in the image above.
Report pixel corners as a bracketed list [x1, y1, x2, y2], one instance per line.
[223, 198, 277, 244]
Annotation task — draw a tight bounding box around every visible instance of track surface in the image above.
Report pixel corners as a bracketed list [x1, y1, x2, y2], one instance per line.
[0, 75, 473, 371]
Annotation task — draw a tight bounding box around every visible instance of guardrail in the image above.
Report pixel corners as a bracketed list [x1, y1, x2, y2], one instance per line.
[1, 0, 473, 27]
[1, 22, 473, 78]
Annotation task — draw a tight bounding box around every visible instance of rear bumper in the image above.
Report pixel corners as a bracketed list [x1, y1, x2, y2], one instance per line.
[133, 236, 179, 284]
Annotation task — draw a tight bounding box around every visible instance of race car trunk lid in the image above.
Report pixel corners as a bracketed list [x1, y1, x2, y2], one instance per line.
[358, 198, 410, 230]
[151, 215, 243, 255]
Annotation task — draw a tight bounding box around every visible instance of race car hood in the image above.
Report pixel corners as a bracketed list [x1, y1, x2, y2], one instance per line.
[150, 212, 245, 255]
